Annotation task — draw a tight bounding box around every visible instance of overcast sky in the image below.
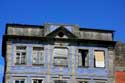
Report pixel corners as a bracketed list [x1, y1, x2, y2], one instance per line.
[0, 0, 125, 82]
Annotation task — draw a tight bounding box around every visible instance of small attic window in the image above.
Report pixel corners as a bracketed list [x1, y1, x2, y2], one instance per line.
[58, 32, 64, 37]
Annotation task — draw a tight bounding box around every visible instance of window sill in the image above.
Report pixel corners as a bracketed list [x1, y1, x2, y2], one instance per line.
[32, 64, 44, 66]
[54, 64, 68, 67]
[15, 63, 27, 65]
[94, 67, 106, 69]
[78, 66, 89, 68]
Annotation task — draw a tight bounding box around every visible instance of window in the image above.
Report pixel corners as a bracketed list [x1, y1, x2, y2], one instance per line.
[54, 80, 67, 83]
[78, 49, 89, 67]
[32, 79, 43, 83]
[78, 81, 89, 83]
[32, 47, 44, 65]
[94, 50, 105, 67]
[14, 79, 25, 83]
[15, 46, 26, 65]
[53, 47, 68, 67]
[58, 32, 64, 37]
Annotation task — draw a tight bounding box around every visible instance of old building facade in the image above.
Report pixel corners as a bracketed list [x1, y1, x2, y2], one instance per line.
[115, 42, 125, 83]
[2, 23, 116, 83]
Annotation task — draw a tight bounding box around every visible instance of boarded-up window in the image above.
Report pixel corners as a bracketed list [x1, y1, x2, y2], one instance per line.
[78, 49, 89, 67]
[32, 47, 44, 65]
[94, 50, 105, 67]
[53, 47, 68, 66]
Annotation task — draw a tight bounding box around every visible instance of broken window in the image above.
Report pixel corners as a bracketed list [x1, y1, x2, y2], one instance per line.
[32, 79, 43, 83]
[78, 81, 89, 83]
[53, 47, 68, 67]
[78, 49, 89, 67]
[15, 46, 27, 65]
[32, 47, 44, 65]
[94, 50, 105, 67]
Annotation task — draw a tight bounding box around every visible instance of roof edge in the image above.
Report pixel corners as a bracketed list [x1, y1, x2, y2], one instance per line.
[6, 23, 44, 28]
[80, 27, 115, 32]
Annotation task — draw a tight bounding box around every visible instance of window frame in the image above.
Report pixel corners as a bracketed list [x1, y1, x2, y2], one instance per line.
[94, 49, 106, 68]
[32, 46, 44, 66]
[53, 47, 69, 67]
[32, 78, 43, 83]
[14, 45, 27, 65]
[13, 77, 26, 83]
[77, 49, 89, 68]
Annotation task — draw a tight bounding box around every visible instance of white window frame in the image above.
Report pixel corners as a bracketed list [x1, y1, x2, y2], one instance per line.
[32, 47, 44, 65]
[14, 45, 27, 65]
[13, 77, 26, 83]
[53, 47, 69, 67]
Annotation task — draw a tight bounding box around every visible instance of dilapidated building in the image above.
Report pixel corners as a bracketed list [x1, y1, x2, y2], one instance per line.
[115, 42, 125, 83]
[2, 23, 116, 83]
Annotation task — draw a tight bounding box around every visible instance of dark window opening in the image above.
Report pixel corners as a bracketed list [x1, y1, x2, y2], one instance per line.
[32, 79, 42, 83]
[15, 80, 25, 83]
[58, 32, 64, 37]
[79, 81, 88, 83]
[78, 49, 89, 67]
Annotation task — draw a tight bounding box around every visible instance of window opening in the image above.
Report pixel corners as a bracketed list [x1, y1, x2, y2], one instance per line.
[53, 47, 68, 67]
[94, 50, 105, 67]
[15, 46, 26, 65]
[32, 47, 44, 65]
[32, 79, 43, 83]
[78, 49, 89, 67]
[58, 32, 64, 37]
[14, 79, 25, 83]
[79, 81, 89, 83]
